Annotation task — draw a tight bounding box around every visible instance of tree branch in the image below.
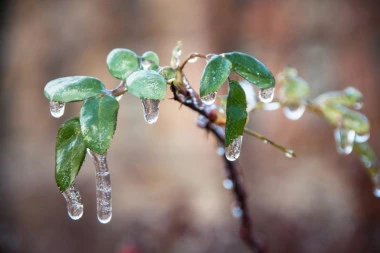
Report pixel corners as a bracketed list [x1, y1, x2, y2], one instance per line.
[171, 79, 266, 253]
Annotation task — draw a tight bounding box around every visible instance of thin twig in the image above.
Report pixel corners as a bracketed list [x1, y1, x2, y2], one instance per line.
[171, 81, 265, 253]
[178, 53, 208, 71]
[244, 128, 295, 158]
[111, 80, 127, 97]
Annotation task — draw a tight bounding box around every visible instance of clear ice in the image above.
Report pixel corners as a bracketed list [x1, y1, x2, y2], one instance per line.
[201, 92, 217, 105]
[283, 105, 305, 120]
[334, 128, 356, 155]
[225, 135, 243, 161]
[355, 132, 370, 143]
[223, 179, 234, 190]
[258, 87, 275, 103]
[232, 205, 243, 218]
[49, 101, 65, 118]
[88, 149, 112, 224]
[62, 184, 84, 220]
[141, 99, 160, 124]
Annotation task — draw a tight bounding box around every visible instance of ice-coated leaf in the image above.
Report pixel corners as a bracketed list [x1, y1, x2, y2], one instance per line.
[354, 142, 376, 169]
[55, 117, 87, 192]
[80, 95, 119, 154]
[126, 70, 167, 100]
[44, 76, 105, 103]
[277, 67, 310, 102]
[141, 51, 159, 70]
[224, 52, 275, 89]
[314, 87, 364, 110]
[200, 55, 231, 97]
[106, 48, 140, 80]
[321, 103, 370, 134]
[225, 80, 248, 146]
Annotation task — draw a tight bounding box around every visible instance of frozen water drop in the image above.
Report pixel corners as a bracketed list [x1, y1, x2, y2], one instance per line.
[334, 128, 355, 155]
[232, 206, 243, 218]
[353, 101, 363, 110]
[141, 99, 160, 124]
[225, 135, 243, 161]
[283, 105, 305, 120]
[355, 132, 370, 143]
[373, 173, 380, 198]
[223, 179, 234, 190]
[88, 150, 112, 224]
[374, 188, 380, 198]
[201, 92, 217, 105]
[285, 149, 295, 158]
[50, 101, 65, 118]
[258, 87, 275, 103]
[263, 102, 281, 111]
[62, 184, 84, 220]
[141, 60, 151, 70]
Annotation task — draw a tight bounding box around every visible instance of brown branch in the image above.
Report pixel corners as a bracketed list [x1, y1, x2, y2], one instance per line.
[171, 80, 266, 253]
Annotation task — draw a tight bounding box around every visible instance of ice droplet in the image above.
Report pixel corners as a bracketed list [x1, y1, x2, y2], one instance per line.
[373, 173, 380, 198]
[283, 105, 305, 120]
[353, 101, 363, 110]
[201, 92, 217, 105]
[88, 149, 112, 224]
[141, 99, 160, 124]
[49, 101, 65, 118]
[334, 128, 356, 155]
[225, 135, 243, 161]
[62, 184, 84, 220]
[355, 132, 370, 143]
[216, 146, 225, 156]
[188, 57, 198, 63]
[258, 87, 275, 103]
[232, 206, 243, 218]
[223, 179, 234, 190]
[263, 102, 281, 111]
[285, 149, 295, 158]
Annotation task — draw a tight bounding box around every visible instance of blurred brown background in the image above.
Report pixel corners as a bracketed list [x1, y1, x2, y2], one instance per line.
[1, 0, 380, 252]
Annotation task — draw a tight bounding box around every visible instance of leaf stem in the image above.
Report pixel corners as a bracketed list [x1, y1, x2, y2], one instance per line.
[111, 80, 127, 97]
[178, 53, 208, 71]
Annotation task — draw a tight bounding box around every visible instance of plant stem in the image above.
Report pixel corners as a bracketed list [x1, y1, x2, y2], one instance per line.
[111, 80, 127, 97]
[171, 80, 266, 253]
[178, 53, 208, 71]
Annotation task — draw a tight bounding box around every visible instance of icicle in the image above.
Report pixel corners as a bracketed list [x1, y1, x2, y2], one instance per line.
[258, 87, 275, 103]
[223, 179, 234, 190]
[232, 205, 243, 218]
[355, 132, 370, 143]
[62, 184, 84, 220]
[141, 99, 160, 124]
[225, 135, 243, 161]
[88, 149, 112, 224]
[283, 104, 305, 120]
[201, 92, 217, 105]
[49, 101, 65, 118]
[334, 128, 356, 155]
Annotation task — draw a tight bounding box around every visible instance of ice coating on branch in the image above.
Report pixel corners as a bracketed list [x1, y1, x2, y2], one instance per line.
[283, 105, 305, 120]
[355, 132, 370, 143]
[201, 92, 217, 105]
[62, 184, 84, 220]
[88, 149, 112, 224]
[225, 135, 243, 161]
[49, 101, 65, 118]
[334, 128, 355, 155]
[258, 87, 275, 103]
[141, 99, 160, 124]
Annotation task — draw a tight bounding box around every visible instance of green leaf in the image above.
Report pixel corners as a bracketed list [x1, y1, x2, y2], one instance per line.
[200, 55, 231, 97]
[159, 66, 176, 82]
[224, 52, 275, 89]
[44, 76, 105, 102]
[106, 48, 140, 80]
[55, 117, 87, 192]
[141, 51, 159, 70]
[126, 70, 167, 100]
[80, 95, 119, 154]
[321, 103, 370, 134]
[278, 67, 310, 102]
[225, 80, 248, 146]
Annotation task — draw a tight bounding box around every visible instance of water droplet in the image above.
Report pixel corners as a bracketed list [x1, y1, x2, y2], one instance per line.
[223, 179, 234, 190]
[188, 57, 198, 63]
[49, 101, 65, 118]
[216, 146, 225, 156]
[62, 184, 84, 220]
[88, 150, 112, 224]
[285, 149, 295, 158]
[225, 135, 243, 161]
[283, 105, 305, 120]
[373, 188, 380, 198]
[196, 115, 208, 128]
[201, 92, 217, 105]
[334, 128, 356, 155]
[355, 132, 370, 143]
[141, 99, 160, 124]
[232, 206, 243, 218]
[259, 87, 275, 103]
